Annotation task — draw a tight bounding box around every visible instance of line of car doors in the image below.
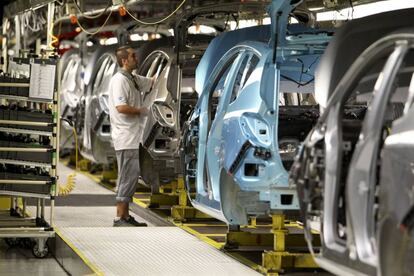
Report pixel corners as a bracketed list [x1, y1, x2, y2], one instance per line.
[138, 49, 171, 153]
[83, 48, 118, 163]
[60, 49, 84, 151]
[291, 30, 414, 276]
[138, 47, 206, 187]
[82, 42, 169, 164]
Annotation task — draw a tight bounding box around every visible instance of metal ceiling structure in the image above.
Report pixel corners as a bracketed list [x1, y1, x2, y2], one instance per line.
[1, 0, 387, 21]
[0, 0, 388, 53]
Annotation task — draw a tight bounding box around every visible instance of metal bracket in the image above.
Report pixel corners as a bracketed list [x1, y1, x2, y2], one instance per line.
[268, 0, 304, 62]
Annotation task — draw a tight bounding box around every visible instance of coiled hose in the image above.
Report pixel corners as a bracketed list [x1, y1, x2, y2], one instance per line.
[58, 119, 78, 196]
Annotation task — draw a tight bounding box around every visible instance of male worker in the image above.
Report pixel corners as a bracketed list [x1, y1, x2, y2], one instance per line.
[108, 45, 154, 227]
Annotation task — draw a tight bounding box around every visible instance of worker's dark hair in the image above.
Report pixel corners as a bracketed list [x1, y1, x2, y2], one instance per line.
[115, 45, 132, 67]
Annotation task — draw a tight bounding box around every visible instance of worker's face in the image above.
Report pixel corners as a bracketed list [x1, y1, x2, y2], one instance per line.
[123, 48, 138, 71]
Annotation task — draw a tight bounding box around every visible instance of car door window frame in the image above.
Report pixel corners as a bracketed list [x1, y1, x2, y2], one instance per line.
[345, 42, 409, 266]
[229, 52, 260, 104]
[201, 50, 244, 195]
[93, 55, 111, 92]
[319, 37, 407, 252]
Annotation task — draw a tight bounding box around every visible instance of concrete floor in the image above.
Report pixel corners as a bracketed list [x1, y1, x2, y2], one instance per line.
[0, 239, 68, 276]
[50, 164, 259, 275]
[0, 163, 262, 276]
[0, 162, 125, 276]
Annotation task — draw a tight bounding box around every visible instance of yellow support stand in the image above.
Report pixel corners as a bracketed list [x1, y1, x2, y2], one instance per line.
[225, 230, 274, 248]
[148, 179, 179, 208]
[0, 196, 11, 209]
[79, 159, 91, 172]
[148, 193, 179, 208]
[261, 214, 318, 275]
[170, 177, 211, 221]
[101, 161, 117, 185]
[224, 218, 273, 249]
[102, 169, 117, 183]
[223, 214, 318, 274]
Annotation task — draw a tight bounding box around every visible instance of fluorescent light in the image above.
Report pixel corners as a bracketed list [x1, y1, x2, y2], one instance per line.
[262, 17, 271, 25]
[317, 0, 414, 21]
[105, 37, 118, 45]
[188, 25, 216, 34]
[130, 33, 143, 41]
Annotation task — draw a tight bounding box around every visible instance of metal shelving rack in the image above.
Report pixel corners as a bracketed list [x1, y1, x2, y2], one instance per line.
[0, 57, 59, 258]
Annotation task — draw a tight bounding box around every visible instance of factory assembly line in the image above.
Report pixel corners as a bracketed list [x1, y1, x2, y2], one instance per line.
[0, 0, 413, 275]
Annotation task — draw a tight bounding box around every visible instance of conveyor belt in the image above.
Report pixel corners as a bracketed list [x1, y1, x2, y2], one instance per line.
[36, 163, 260, 275]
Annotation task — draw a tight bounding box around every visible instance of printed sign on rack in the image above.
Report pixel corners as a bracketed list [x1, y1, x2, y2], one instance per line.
[29, 60, 56, 100]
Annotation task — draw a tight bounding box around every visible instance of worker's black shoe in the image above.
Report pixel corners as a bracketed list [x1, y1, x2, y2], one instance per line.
[126, 216, 147, 227]
[113, 216, 147, 227]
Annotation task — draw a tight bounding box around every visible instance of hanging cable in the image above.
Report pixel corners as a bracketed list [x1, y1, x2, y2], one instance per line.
[281, 74, 314, 87]
[58, 119, 79, 196]
[348, 0, 354, 20]
[72, 0, 112, 19]
[48, 18, 59, 49]
[123, 0, 187, 25]
[75, 9, 113, 35]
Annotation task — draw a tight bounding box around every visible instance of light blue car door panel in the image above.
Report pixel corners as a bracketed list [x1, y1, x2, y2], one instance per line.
[205, 53, 245, 201]
[220, 50, 296, 211]
[195, 51, 242, 202]
[187, 0, 331, 224]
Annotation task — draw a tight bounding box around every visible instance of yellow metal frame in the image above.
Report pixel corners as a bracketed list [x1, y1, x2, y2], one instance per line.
[78, 159, 91, 172]
[265, 214, 318, 274]
[170, 177, 212, 221]
[0, 196, 12, 209]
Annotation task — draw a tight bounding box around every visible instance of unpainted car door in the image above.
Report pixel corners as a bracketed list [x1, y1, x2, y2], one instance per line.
[138, 50, 174, 154]
[379, 61, 414, 276]
[61, 53, 83, 111]
[292, 32, 414, 275]
[60, 51, 83, 149]
[90, 53, 117, 138]
[345, 41, 408, 267]
[83, 53, 117, 163]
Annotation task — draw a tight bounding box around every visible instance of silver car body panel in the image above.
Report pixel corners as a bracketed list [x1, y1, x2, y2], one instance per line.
[81, 41, 155, 163]
[82, 47, 118, 163]
[60, 49, 84, 150]
[379, 97, 414, 276]
[290, 19, 414, 275]
[133, 37, 209, 186]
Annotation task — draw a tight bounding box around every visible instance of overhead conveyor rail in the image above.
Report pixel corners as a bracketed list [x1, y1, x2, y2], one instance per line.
[0, 56, 59, 258]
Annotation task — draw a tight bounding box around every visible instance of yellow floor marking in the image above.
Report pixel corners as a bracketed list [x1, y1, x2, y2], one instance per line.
[228, 252, 264, 274]
[132, 197, 148, 209]
[181, 223, 226, 227]
[178, 224, 224, 249]
[54, 227, 104, 276]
